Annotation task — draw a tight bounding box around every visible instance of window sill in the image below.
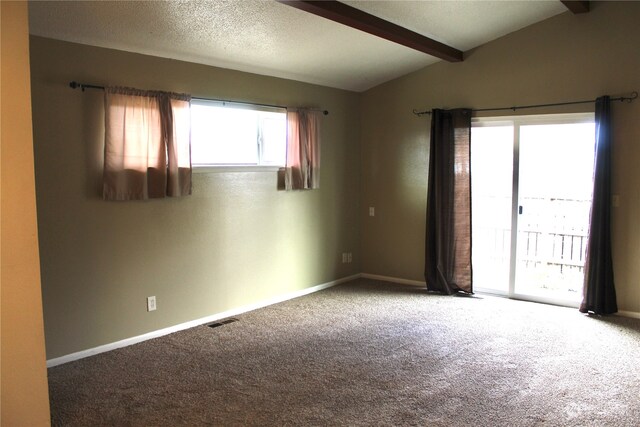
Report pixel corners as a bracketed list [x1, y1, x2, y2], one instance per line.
[193, 165, 282, 174]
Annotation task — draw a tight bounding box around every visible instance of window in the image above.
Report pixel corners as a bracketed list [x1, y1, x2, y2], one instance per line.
[190, 100, 287, 168]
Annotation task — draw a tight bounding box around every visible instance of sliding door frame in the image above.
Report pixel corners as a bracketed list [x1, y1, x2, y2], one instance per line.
[472, 112, 595, 308]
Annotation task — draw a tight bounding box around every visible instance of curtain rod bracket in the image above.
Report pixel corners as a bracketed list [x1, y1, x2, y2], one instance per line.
[69, 81, 104, 92]
[624, 91, 638, 103]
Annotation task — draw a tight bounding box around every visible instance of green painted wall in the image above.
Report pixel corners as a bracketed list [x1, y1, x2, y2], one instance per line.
[32, 1, 640, 361]
[30, 37, 361, 359]
[360, 2, 640, 313]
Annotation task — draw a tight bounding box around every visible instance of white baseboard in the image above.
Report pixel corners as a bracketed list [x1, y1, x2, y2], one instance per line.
[617, 310, 640, 319]
[46, 274, 360, 368]
[360, 273, 426, 287]
[45, 273, 640, 367]
[362, 274, 640, 320]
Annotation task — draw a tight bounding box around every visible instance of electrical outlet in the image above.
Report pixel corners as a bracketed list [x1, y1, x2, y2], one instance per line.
[342, 253, 348, 263]
[147, 296, 156, 312]
[347, 252, 352, 263]
[369, 207, 375, 217]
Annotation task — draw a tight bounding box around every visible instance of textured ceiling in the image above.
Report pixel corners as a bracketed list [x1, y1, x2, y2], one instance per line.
[28, 1, 567, 92]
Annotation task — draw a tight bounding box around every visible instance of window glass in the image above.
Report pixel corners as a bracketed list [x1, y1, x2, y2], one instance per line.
[259, 113, 287, 166]
[471, 113, 595, 305]
[191, 100, 286, 166]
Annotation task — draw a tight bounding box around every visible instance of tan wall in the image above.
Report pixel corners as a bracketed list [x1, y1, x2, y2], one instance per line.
[1, 2, 52, 425]
[30, 37, 361, 359]
[361, 2, 640, 313]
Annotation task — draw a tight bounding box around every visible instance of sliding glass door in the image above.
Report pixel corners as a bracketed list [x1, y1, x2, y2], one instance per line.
[470, 123, 513, 294]
[515, 121, 595, 302]
[471, 114, 595, 306]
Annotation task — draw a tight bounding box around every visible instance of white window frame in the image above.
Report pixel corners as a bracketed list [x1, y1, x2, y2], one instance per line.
[191, 99, 287, 173]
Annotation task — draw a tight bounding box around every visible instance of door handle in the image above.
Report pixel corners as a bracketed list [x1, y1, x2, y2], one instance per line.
[519, 206, 523, 215]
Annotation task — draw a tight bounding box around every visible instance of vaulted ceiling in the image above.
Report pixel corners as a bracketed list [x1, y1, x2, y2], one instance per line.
[28, 1, 571, 92]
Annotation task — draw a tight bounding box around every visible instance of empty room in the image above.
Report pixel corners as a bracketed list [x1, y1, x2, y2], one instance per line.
[2, 0, 640, 425]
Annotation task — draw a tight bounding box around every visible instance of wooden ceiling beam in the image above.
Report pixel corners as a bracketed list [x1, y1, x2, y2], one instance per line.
[561, 1, 590, 14]
[276, 0, 463, 62]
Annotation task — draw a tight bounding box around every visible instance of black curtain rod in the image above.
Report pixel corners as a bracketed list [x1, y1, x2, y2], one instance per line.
[69, 81, 329, 115]
[412, 91, 638, 116]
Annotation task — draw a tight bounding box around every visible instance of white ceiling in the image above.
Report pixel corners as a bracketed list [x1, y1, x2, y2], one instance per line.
[28, 1, 568, 92]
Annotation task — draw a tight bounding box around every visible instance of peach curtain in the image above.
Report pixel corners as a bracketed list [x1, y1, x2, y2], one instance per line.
[103, 87, 191, 200]
[284, 108, 321, 190]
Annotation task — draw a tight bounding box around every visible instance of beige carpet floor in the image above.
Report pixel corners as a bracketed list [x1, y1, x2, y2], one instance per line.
[48, 279, 640, 426]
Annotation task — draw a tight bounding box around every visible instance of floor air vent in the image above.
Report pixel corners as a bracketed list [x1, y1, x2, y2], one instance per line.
[208, 318, 239, 328]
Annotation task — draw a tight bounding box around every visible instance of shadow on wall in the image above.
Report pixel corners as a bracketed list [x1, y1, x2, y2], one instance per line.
[82, 89, 104, 199]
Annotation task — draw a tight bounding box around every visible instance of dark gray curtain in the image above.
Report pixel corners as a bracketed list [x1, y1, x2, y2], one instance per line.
[425, 109, 473, 294]
[580, 96, 618, 314]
